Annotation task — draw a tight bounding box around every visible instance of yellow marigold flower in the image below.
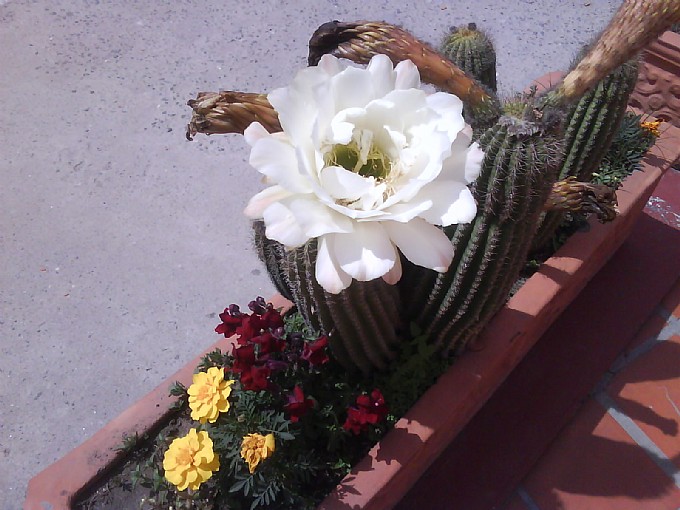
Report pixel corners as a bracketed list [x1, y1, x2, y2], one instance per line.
[163, 428, 219, 491]
[640, 119, 662, 137]
[240, 433, 276, 474]
[188, 367, 235, 423]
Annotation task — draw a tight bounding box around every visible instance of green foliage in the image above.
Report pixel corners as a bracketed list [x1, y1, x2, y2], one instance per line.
[374, 323, 449, 418]
[591, 112, 658, 188]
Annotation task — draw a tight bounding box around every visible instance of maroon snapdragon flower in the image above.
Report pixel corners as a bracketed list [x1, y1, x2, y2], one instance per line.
[215, 304, 244, 338]
[229, 344, 270, 391]
[343, 389, 388, 435]
[283, 385, 314, 422]
[215, 298, 284, 344]
[251, 332, 286, 358]
[240, 364, 272, 392]
[301, 336, 330, 367]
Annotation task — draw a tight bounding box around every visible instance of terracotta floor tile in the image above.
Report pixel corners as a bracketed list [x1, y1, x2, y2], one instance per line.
[522, 399, 680, 510]
[623, 308, 672, 354]
[501, 490, 533, 510]
[660, 277, 680, 319]
[606, 334, 680, 470]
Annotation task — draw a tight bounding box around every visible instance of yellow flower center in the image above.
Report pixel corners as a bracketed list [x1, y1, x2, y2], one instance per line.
[325, 137, 392, 180]
[175, 444, 196, 467]
[197, 384, 216, 402]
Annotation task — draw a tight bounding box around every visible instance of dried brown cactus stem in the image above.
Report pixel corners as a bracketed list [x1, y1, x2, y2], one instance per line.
[308, 21, 501, 129]
[551, 0, 680, 105]
[543, 177, 619, 222]
[186, 91, 281, 140]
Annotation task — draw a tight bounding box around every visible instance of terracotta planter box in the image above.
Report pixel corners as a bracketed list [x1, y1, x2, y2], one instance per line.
[26, 43, 680, 508]
[25, 120, 680, 510]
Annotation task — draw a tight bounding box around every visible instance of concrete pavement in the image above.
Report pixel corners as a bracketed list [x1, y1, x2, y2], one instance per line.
[0, 1, 620, 507]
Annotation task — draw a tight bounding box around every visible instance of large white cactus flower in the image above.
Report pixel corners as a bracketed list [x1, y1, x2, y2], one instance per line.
[244, 54, 484, 294]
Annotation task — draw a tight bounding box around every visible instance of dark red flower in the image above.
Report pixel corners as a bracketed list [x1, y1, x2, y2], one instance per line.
[283, 385, 314, 423]
[215, 305, 244, 338]
[343, 389, 388, 435]
[301, 336, 330, 367]
[215, 299, 283, 344]
[231, 344, 256, 373]
[259, 308, 284, 330]
[251, 332, 285, 357]
[240, 364, 271, 392]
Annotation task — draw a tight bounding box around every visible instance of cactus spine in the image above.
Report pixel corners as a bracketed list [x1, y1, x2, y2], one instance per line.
[400, 110, 562, 354]
[441, 23, 497, 92]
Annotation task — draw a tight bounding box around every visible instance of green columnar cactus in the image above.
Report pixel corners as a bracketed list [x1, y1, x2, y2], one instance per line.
[253, 229, 403, 374]
[400, 109, 562, 354]
[441, 23, 497, 92]
[559, 57, 639, 183]
[531, 56, 638, 250]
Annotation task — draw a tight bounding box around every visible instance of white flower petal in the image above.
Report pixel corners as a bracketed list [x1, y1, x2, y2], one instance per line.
[394, 59, 420, 89]
[319, 166, 375, 201]
[318, 54, 344, 76]
[332, 66, 376, 111]
[384, 219, 454, 272]
[244, 186, 293, 218]
[315, 234, 353, 294]
[377, 199, 432, 222]
[332, 222, 397, 281]
[249, 136, 311, 193]
[464, 142, 485, 183]
[382, 253, 402, 285]
[243, 122, 271, 145]
[262, 202, 310, 248]
[440, 135, 484, 184]
[415, 181, 478, 225]
[367, 54, 396, 97]
[280, 196, 354, 237]
[426, 92, 465, 137]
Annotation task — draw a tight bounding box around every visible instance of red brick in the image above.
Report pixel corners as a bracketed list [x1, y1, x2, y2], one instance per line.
[607, 334, 680, 470]
[522, 399, 680, 510]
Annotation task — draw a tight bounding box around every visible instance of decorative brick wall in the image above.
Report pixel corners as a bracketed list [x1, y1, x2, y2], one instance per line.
[630, 30, 680, 127]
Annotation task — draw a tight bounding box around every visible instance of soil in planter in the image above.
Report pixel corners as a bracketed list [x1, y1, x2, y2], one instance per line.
[74, 417, 201, 510]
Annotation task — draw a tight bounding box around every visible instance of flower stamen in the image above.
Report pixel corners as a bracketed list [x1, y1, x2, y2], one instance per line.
[325, 135, 392, 180]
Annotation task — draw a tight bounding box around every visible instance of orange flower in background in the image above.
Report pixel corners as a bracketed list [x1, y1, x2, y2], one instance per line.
[163, 428, 219, 491]
[640, 119, 662, 137]
[188, 367, 235, 423]
[240, 433, 276, 473]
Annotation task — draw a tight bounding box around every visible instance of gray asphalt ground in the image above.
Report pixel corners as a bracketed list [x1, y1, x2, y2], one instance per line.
[1, 1, 621, 507]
